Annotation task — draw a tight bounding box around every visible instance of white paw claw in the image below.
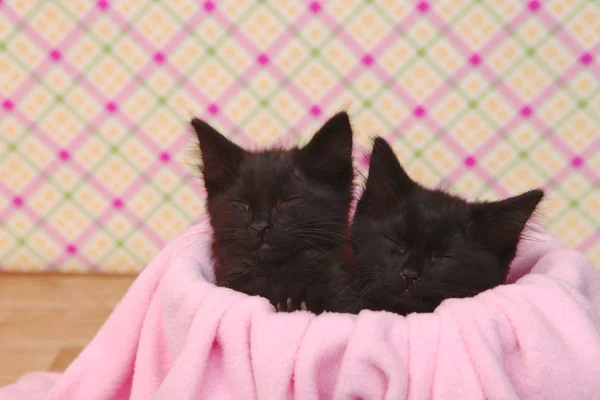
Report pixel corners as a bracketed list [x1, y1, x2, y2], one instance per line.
[300, 301, 307, 311]
[286, 297, 293, 311]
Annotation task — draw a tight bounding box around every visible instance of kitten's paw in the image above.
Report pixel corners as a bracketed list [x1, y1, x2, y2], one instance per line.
[275, 296, 306, 312]
[286, 298, 308, 312]
[274, 284, 308, 312]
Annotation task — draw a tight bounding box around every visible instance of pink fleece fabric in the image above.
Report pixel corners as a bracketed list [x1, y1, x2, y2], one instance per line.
[2, 220, 600, 400]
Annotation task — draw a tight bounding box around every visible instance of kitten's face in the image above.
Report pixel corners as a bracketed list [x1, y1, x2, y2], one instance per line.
[205, 151, 349, 263]
[192, 113, 354, 265]
[352, 189, 507, 314]
[352, 138, 543, 315]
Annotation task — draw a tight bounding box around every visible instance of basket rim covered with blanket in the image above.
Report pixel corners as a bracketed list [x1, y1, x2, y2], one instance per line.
[1, 219, 600, 400]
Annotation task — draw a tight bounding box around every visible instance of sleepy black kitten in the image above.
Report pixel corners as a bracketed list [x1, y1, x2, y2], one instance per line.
[351, 137, 543, 315]
[192, 113, 354, 314]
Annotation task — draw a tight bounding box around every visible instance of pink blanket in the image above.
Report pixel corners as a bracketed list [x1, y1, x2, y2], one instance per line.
[2, 221, 600, 400]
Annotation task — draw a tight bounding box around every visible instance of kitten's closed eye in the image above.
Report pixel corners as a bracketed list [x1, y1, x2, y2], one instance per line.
[385, 235, 406, 254]
[433, 254, 456, 263]
[277, 197, 302, 210]
[230, 200, 249, 211]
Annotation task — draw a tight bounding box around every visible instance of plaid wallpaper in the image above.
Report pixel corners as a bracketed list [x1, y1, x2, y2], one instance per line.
[0, 0, 599, 273]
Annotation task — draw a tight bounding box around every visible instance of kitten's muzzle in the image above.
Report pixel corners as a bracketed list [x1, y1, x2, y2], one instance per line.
[400, 268, 421, 291]
[249, 221, 271, 239]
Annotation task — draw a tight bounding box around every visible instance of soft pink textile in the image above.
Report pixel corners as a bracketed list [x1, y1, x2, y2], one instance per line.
[2, 221, 600, 400]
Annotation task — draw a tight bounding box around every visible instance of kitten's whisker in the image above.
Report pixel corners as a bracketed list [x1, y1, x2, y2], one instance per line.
[293, 234, 347, 247]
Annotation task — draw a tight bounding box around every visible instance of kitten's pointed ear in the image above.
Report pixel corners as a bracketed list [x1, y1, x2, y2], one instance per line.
[366, 137, 415, 195]
[191, 118, 246, 197]
[471, 189, 544, 262]
[355, 138, 416, 218]
[296, 112, 354, 188]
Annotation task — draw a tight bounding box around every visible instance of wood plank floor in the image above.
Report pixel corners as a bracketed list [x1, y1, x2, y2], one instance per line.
[0, 274, 136, 387]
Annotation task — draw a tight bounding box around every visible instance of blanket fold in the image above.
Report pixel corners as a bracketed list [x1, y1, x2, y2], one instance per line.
[2, 221, 600, 400]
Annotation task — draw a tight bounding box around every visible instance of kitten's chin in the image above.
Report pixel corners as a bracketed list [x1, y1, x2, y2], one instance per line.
[254, 246, 287, 263]
[389, 292, 439, 315]
[259, 242, 272, 250]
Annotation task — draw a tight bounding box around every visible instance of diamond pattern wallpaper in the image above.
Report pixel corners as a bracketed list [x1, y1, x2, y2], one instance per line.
[0, 0, 599, 273]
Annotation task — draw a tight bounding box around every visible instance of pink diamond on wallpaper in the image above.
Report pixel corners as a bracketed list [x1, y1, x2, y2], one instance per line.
[12, 197, 23, 207]
[469, 54, 481, 66]
[580, 53, 593, 65]
[97, 0, 108, 10]
[362, 54, 374, 66]
[50, 49, 62, 61]
[520, 106, 533, 117]
[309, 2, 321, 13]
[106, 102, 118, 113]
[413, 106, 426, 118]
[257, 53, 269, 65]
[310, 105, 321, 116]
[3, 100, 13, 110]
[572, 156, 584, 167]
[154, 52, 166, 64]
[59, 150, 70, 161]
[204, 1, 215, 12]
[160, 152, 171, 163]
[528, 1, 541, 11]
[207, 104, 219, 114]
[417, 2, 429, 13]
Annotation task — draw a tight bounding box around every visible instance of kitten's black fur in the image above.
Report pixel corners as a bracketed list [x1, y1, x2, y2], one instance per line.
[192, 113, 355, 314]
[351, 137, 543, 315]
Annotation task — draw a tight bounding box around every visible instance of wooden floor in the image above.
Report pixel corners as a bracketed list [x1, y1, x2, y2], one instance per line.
[0, 274, 136, 387]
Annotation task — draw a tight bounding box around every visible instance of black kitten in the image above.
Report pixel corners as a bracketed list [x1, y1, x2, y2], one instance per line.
[351, 137, 543, 315]
[192, 113, 354, 314]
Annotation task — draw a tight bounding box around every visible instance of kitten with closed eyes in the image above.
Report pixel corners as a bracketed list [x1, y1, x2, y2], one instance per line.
[192, 112, 355, 314]
[350, 137, 543, 315]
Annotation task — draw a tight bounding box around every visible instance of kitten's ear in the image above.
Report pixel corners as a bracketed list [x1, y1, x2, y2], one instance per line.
[296, 112, 354, 187]
[356, 137, 416, 218]
[191, 118, 246, 197]
[366, 137, 415, 195]
[471, 189, 544, 262]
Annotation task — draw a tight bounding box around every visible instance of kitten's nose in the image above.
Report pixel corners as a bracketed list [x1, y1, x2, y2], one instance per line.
[400, 268, 420, 288]
[250, 221, 271, 238]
